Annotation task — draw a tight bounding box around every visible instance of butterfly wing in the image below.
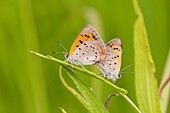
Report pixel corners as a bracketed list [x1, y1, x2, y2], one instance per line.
[95, 38, 122, 80]
[68, 25, 106, 65]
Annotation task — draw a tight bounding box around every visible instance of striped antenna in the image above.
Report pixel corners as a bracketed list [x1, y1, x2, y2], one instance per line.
[120, 64, 133, 72]
[57, 41, 68, 53]
[52, 52, 66, 54]
[120, 72, 134, 74]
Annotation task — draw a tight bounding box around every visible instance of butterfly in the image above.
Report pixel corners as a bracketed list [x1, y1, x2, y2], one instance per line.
[94, 38, 122, 82]
[58, 25, 106, 68]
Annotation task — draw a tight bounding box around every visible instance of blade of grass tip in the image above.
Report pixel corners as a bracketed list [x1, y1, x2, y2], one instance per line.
[59, 107, 67, 113]
[29, 50, 128, 95]
[133, 0, 156, 76]
[133, 0, 161, 112]
[59, 65, 89, 109]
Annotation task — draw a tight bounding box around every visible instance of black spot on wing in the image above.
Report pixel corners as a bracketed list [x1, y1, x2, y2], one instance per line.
[79, 40, 83, 44]
[95, 55, 97, 59]
[113, 48, 118, 50]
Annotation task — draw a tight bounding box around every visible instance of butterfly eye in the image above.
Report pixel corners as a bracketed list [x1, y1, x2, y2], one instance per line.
[65, 54, 69, 58]
[118, 73, 122, 78]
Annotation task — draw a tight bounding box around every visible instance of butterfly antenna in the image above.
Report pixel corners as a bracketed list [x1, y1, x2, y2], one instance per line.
[120, 64, 133, 72]
[52, 52, 66, 54]
[57, 41, 68, 53]
[120, 72, 134, 74]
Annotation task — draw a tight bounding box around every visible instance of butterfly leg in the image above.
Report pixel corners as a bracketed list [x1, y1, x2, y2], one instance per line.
[66, 61, 69, 66]
[106, 75, 117, 83]
[104, 75, 108, 79]
[96, 73, 104, 77]
[71, 62, 73, 68]
[79, 63, 87, 71]
[112, 79, 116, 83]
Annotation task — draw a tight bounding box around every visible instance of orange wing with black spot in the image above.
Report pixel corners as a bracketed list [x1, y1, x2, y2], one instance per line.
[68, 25, 106, 65]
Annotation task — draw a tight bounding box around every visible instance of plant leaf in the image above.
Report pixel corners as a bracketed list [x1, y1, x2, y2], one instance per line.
[29, 51, 127, 95]
[159, 51, 170, 113]
[133, 0, 161, 113]
[59, 65, 89, 109]
[60, 63, 109, 113]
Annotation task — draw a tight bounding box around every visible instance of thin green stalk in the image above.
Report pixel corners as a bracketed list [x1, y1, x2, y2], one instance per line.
[29, 50, 127, 95]
[120, 94, 141, 113]
[29, 50, 141, 112]
[59, 107, 67, 113]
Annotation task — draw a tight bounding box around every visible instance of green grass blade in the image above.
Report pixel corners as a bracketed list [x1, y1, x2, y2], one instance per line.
[59, 107, 67, 113]
[60, 63, 109, 113]
[29, 50, 127, 95]
[133, 0, 161, 113]
[59, 66, 88, 109]
[159, 51, 170, 113]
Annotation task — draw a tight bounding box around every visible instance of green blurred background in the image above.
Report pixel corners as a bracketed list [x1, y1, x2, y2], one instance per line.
[0, 0, 169, 113]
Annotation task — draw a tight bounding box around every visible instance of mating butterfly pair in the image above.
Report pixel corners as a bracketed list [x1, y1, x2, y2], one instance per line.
[61, 25, 122, 82]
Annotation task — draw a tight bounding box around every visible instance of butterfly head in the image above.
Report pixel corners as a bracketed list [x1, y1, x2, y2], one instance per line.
[65, 53, 69, 59]
[117, 73, 122, 78]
